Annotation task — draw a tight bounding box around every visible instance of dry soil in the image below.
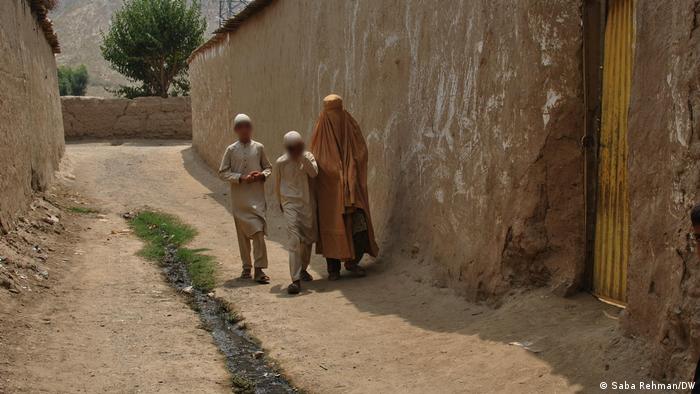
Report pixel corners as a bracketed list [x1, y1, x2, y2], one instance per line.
[0, 158, 230, 393]
[47, 140, 657, 394]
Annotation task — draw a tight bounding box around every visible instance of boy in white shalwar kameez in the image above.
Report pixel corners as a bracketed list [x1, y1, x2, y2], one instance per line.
[275, 131, 318, 294]
[219, 114, 273, 284]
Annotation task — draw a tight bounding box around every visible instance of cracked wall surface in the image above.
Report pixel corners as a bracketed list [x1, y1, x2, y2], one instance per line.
[622, 0, 700, 381]
[189, 0, 586, 300]
[61, 96, 192, 140]
[0, 0, 64, 232]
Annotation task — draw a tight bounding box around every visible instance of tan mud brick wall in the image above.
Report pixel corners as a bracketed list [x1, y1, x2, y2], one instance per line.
[189, 0, 586, 300]
[61, 96, 192, 140]
[0, 0, 65, 232]
[623, 0, 700, 380]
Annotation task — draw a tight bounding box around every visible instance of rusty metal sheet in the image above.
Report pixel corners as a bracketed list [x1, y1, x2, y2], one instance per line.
[594, 0, 634, 305]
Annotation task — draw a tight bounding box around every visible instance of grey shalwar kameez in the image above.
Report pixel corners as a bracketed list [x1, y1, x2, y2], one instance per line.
[275, 151, 318, 281]
[219, 139, 272, 269]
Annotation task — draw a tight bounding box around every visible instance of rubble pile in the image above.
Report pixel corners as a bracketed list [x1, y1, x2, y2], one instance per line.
[0, 191, 81, 296]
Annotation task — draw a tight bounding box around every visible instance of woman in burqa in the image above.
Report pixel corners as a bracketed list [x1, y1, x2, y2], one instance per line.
[310, 94, 379, 280]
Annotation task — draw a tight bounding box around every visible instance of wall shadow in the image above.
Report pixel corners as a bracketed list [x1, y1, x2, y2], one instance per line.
[180, 145, 233, 216]
[180, 146, 289, 242]
[178, 145, 652, 393]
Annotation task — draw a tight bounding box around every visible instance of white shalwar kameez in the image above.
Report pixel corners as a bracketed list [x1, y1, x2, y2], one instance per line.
[275, 151, 318, 281]
[219, 139, 272, 269]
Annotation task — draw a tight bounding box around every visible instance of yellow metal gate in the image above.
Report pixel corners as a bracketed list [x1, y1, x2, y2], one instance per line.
[593, 0, 635, 305]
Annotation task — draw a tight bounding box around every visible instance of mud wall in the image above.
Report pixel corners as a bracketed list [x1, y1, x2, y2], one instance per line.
[0, 0, 64, 232]
[62, 96, 192, 140]
[623, 0, 700, 380]
[189, 0, 585, 299]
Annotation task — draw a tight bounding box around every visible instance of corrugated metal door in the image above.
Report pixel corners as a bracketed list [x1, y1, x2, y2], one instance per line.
[593, 0, 634, 305]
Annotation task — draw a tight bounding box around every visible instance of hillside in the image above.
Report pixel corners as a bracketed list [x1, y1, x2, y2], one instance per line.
[50, 0, 240, 96]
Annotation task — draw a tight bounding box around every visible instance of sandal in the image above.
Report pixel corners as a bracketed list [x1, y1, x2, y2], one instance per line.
[240, 269, 252, 279]
[300, 270, 313, 282]
[254, 269, 270, 284]
[345, 263, 366, 277]
[287, 281, 301, 295]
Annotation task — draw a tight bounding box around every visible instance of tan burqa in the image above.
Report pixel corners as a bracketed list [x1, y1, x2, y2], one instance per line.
[310, 94, 378, 260]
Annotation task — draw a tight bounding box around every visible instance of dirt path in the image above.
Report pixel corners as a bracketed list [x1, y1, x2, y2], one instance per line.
[63, 140, 653, 393]
[0, 172, 230, 393]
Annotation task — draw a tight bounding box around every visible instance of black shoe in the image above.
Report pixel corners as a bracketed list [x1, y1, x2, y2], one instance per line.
[328, 271, 341, 281]
[287, 281, 301, 294]
[300, 270, 313, 282]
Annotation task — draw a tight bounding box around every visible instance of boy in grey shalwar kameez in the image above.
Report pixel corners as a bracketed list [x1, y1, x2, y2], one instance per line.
[219, 114, 272, 284]
[275, 131, 318, 294]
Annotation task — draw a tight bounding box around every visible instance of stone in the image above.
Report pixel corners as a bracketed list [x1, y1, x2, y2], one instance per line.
[42, 215, 60, 225]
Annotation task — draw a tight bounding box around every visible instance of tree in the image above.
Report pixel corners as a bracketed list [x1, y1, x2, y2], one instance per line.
[100, 0, 206, 98]
[57, 66, 71, 96]
[57, 65, 89, 96]
[70, 65, 89, 96]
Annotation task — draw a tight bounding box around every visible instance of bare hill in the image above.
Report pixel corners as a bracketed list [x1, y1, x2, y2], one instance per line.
[50, 0, 236, 97]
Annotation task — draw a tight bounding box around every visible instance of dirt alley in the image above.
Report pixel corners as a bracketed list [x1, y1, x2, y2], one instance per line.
[0, 159, 230, 393]
[4, 140, 659, 393]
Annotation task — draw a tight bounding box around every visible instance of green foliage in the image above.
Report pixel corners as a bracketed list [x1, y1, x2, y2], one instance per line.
[107, 85, 149, 100]
[71, 65, 89, 96]
[58, 68, 71, 96]
[170, 71, 191, 97]
[177, 248, 216, 291]
[100, 0, 206, 98]
[57, 65, 89, 96]
[129, 211, 216, 291]
[130, 211, 196, 260]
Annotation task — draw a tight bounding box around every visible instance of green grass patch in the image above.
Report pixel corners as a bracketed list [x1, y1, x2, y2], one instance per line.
[129, 211, 216, 291]
[177, 248, 216, 291]
[68, 206, 100, 214]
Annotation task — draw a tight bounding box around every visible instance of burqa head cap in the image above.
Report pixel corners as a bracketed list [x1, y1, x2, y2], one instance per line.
[323, 94, 343, 111]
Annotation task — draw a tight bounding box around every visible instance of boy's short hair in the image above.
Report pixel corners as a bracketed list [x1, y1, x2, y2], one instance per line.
[691, 204, 700, 226]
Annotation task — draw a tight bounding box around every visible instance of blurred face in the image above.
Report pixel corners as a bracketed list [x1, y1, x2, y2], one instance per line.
[234, 122, 252, 141]
[286, 141, 304, 159]
[694, 224, 700, 260]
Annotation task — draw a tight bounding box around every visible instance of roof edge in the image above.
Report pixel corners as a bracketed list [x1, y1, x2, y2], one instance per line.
[187, 0, 274, 64]
[28, 0, 60, 54]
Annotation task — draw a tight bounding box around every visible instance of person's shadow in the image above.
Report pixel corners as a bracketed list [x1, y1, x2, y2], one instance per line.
[179, 144, 648, 393]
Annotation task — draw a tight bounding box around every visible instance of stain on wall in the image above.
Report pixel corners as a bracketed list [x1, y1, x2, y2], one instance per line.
[188, 0, 586, 301]
[62, 96, 192, 140]
[0, 0, 65, 232]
